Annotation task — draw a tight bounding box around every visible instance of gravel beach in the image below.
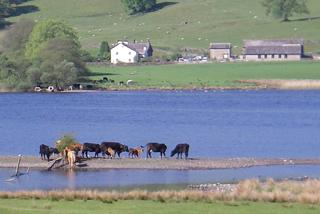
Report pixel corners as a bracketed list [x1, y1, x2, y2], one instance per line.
[1, 156, 320, 170]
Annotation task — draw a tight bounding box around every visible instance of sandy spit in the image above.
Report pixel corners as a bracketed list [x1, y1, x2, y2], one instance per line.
[1, 156, 320, 170]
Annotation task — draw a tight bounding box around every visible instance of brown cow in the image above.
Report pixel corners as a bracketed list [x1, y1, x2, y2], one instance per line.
[64, 147, 76, 168]
[107, 147, 115, 159]
[129, 146, 144, 158]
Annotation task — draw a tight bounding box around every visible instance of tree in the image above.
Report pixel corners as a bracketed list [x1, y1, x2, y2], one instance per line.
[0, 19, 85, 91]
[262, 0, 309, 21]
[38, 38, 86, 75]
[0, 0, 11, 18]
[1, 19, 35, 53]
[26, 67, 42, 87]
[98, 41, 110, 60]
[0, 0, 10, 26]
[121, 0, 156, 15]
[0, 53, 32, 89]
[40, 60, 78, 89]
[25, 20, 80, 59]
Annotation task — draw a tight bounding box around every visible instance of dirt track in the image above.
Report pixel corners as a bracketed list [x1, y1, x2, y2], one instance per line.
[1, 156, 320, 170]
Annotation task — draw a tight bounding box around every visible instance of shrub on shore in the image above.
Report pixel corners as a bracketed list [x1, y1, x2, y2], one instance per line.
[55, 134, 79, 153]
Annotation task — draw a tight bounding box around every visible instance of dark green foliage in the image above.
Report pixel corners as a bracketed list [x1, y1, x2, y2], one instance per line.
[0, 19, 35, 53]
[121, 0, 156, 15]
[25, 20, 80, 59]
[0, 53, 32, 89]
[0, 0, 38, 27]
[0, 0, 11, 18]
[80, 50, 95, 62]
[26, 67, 42, 87]
[262, 0, 309, 21]
[170, 52, 182, 61]
[38, 38, 86, 75]
[98, 41, 110, 60]
[0, 19, 86, 91]
[39, 60, 78, 89]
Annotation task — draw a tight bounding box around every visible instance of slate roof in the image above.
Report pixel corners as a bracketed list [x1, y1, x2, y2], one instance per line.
[244, 40, 303, 55]
[112, 41, 152, 55]
[209, 43, 232, 49]
[126, 42, 152, 55]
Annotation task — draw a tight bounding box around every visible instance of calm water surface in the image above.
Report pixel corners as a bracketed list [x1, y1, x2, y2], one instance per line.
[1, 165, 320, 191]
[1, 90, 320, 158]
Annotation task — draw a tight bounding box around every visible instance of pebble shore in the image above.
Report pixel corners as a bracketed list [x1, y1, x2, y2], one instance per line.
[1, 156, 320, 170]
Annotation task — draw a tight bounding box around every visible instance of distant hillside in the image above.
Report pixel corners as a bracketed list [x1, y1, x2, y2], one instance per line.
[8, 0, 320, 54]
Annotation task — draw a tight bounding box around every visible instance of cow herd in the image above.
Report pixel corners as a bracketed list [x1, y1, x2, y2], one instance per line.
[39, 142, 190, 164]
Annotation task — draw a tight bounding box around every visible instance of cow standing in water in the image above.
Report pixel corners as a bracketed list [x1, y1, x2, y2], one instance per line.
[146, 143, 167, 158]
[170, 144, 190, 159]
[65, 148, 76, 168]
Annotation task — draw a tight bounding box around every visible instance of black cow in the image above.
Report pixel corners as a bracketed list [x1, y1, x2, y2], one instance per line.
[170, 144, 189, 159]
[146, 143, 167, 158]
[39, 144, 59, 161]
[82, 143, 101, 158]
[100, 142, 129, 158]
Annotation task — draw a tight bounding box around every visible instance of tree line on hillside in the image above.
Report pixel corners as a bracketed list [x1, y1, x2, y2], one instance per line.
[121, 0, 156, 15]
[0, 0, 38, 27]
[0, 19, 88, 91]
[0, 0, 311, 26]
[262, 0, 309, 21]
[121, 0, 309, 21]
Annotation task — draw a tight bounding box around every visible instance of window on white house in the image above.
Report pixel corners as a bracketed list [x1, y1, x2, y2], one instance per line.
[272, 54, 275, 58]
[279, 54, 282, 58]
[116, 52, 119, 55]
[129, 52, 131, 55]
[129, 59, 131, 62]
[264, 54, 267, 58]
[285, 54, 288, 59]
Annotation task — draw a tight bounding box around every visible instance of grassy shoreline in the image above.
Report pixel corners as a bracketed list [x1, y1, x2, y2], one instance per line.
[87, 61, 320, 90]
[1, 61, 320, 92]
[2, 179, 320, 205]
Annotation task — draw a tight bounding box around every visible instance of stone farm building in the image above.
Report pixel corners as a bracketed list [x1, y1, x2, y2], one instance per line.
[243, 39, 304, 61]
[209, 43, 232, 60]
[111, 40, 153, 64]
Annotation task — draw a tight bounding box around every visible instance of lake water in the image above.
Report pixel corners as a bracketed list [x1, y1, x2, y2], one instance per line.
[1, 165, 320, 191]
[1, 90, 320, 158]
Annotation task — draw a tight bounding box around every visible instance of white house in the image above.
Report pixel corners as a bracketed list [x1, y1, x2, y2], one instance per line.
[111, 40, 153, 64]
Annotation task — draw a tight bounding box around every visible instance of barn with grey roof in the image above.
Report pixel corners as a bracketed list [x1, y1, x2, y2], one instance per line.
[243, 40, 304, 61]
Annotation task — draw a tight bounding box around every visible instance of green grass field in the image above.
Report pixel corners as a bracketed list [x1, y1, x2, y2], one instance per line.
[1, 199, 320, 214]
[8, 0, 320, 54]
[88, 61, 320, 89]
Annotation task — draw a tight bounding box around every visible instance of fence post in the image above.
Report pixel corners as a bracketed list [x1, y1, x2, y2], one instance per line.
[15, 154, 22, 176]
